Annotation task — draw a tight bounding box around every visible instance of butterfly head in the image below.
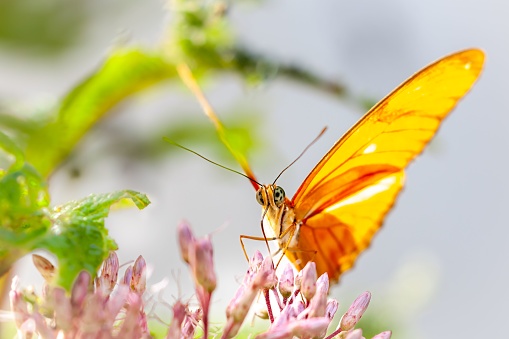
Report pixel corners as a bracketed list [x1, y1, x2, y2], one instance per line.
[256, 184, 286, 209]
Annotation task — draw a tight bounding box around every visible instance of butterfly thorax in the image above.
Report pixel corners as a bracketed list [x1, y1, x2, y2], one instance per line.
[256, 184, 299, 249]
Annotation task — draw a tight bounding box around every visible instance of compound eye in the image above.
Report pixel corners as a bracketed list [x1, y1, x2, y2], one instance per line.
[256, 189, 265, 206]
[273, 186, 286, 206]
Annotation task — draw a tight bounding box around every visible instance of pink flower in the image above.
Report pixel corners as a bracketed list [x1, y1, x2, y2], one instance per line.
[8, 222, 392, 339]
[10, 255, 150, 338]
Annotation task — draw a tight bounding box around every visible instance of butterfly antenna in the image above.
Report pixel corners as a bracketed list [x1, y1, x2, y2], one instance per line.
[164, 137, 263, 188]
[272, 127, 328, 185]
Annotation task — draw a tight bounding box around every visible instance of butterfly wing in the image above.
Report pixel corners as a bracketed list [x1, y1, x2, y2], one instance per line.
[288, 49, 485, 281]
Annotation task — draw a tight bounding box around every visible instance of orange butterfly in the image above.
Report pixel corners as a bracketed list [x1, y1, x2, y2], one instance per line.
[177, 49, 485, 283]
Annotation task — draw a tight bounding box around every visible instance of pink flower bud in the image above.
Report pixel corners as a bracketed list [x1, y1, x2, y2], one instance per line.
[316, 273, 329, 294]
[270, 303, 296, 329]
[293, 300, 306, 317]
[299, 287, 327, 319]
[178, 221, 195, 264]
[250, 251, 264, 270]
[255, 256, 276, 290]
[372, 330, 392, 339]
[71, 271, 91, 311]
[289, 317, 330, 338]
[345, 328, 364, 339]
[294, 269, 302, 290]
[226, 283, 256, 324]
[278, 264, 294, 299]
[326, 299, 339, 320]
[300, 262, 317, 301]
[96, 252, 119, 293]
[340, 291, 371, 331]
[225, 255, 275, 338]
[131, 255, 147, 294]
[51, 288, 72, 331]
[123, 266, 133, 286]
[191, 237, 216, 293]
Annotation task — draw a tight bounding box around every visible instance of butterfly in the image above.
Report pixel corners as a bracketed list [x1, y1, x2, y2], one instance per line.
[176, 48, 485, 283]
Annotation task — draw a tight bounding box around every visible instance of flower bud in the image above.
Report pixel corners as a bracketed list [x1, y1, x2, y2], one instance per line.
[191, 237, 216, 293]
[300, 262, 317, 301]
[293, 300, 306, 317]
[345, 328, 364, 339]
[32, 254, 55, 283]
[131, 255, 147, 294]
[250, 251, 264, 270]
[303, 288, 327, 319]
[289, 317, 330, 338]
[278, 264, 294, 299]
[71, 271, 91, 311]
[316, 273, 329, 294]
[255, 256, 276, 290]
[325, 299, 339, 320]
[96, 252, 119, 294]
[178, 221, 195, 264]
[340, 291, 371, 331]
[270, 303, 296, 329]
[123, 266, 133, 286]
[372, 330, 392, 339]
[52, 288, 72, 331]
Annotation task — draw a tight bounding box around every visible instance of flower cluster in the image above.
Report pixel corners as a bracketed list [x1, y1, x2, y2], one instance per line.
[8, 222, 392, 338]
[10, 253, 150, 338]
[220, 251, 390, 339]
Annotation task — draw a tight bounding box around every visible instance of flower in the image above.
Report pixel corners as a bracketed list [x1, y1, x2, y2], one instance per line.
[9, 253, 151, 338]
[8, 222, 392, 339]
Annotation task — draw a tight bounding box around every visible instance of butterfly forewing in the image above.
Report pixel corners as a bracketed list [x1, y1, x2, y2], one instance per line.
[292, 49, 484, 212]
[289, 49, 484, 281]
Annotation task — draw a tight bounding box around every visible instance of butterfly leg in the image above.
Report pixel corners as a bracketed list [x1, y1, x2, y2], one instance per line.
[240, 234, 277, 262]
[276, 225, 320, 270]
[273, 225, 297, 269]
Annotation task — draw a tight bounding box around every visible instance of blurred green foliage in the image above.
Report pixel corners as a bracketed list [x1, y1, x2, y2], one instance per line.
[0, 0, 87, 55]
[25, 48, 177, 177]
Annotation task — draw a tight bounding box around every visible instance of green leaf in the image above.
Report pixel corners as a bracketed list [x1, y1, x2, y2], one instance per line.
[0, 184, 150, 290]
[0, 163, 49, 231]
[37, 190, 150, 290]
[25, 48, 177, 178]
[0, 129, 25, 173]
[0, 162, 50, 277]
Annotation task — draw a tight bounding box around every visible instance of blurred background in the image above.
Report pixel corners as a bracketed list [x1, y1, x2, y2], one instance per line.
[1, 0, 507, 338]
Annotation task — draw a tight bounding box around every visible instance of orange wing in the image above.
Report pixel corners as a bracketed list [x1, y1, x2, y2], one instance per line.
[288, 49, 485, 281]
